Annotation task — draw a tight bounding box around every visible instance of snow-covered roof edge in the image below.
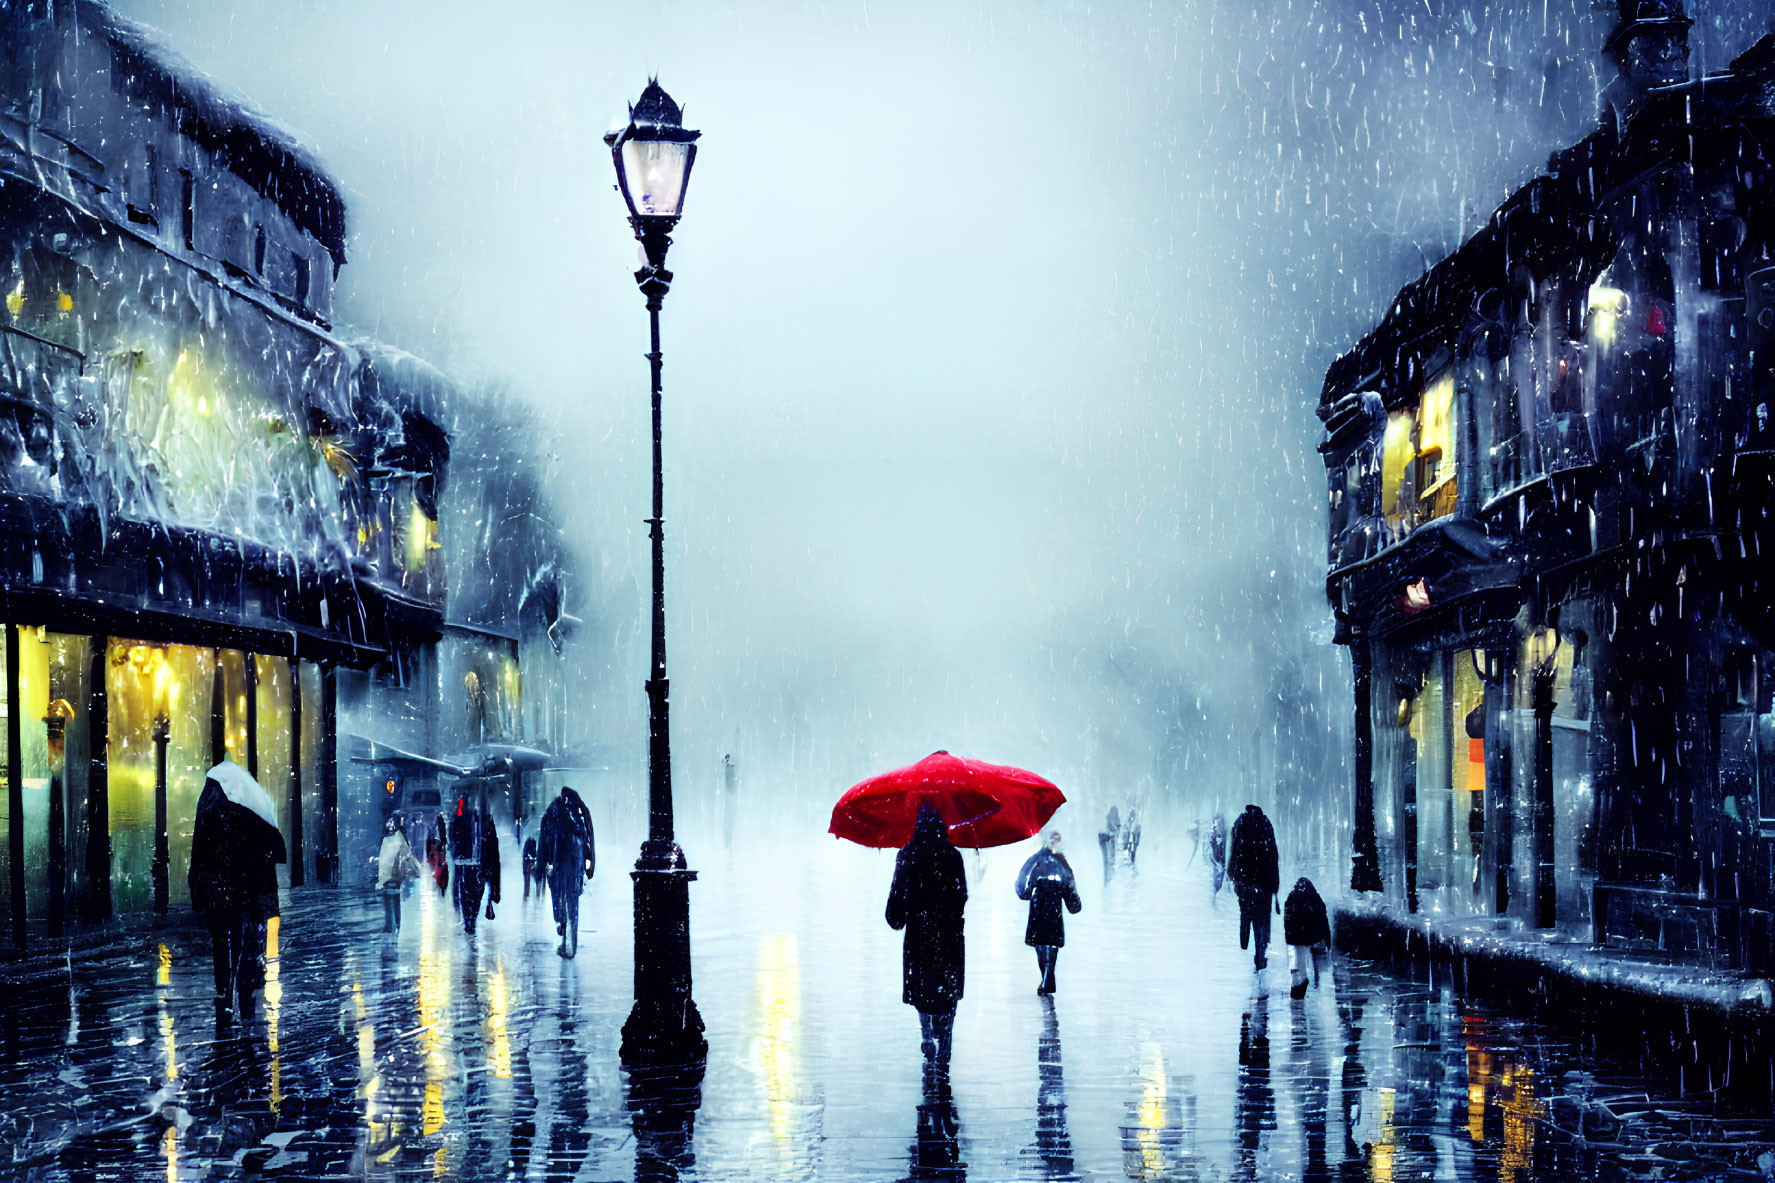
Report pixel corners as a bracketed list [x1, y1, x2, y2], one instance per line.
[72, 0, 349, 265]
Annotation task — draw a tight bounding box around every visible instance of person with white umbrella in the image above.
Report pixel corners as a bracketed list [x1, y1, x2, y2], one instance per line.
[189, 760, 287, 1020]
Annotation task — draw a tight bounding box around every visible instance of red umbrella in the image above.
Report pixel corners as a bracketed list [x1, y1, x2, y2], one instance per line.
[829, 750, 1066, 849]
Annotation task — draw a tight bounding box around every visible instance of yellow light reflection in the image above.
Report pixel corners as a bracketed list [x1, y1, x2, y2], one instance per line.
[1501, 1066, 1539, 1183]
[417, 888, 449, 1135]
[265, 916, 282, 1118]
[1371, 1086, 1397, 1183]
[423, 1080, 445, 1137]
[1129, 1042, 1166, 1177]
[355, 979, 377, 1079]
[750, 933, 801, 1151]
[158, 1001, 176, 1081]
[157, 942, 172, 988]
[1466, 1036, 1492, 1144]
[486, 959, 512, 1079]
[162, 1124, 178, 1183]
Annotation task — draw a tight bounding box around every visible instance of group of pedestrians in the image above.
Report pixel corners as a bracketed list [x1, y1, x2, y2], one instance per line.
[886, 806, 1086, 1075]
[375, 786, 594, 947]
[885, 798, 1336, 1073]
[1225, 803, 1330, 998]
[1096, 805, 1142, 881]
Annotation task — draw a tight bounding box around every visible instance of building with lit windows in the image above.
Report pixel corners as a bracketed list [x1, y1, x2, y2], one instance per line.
[0, 2, 457, 942]
[1320, 2, 1775, 975]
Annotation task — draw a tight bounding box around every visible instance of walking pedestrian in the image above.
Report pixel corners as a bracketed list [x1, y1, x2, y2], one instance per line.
[427, 811, 449, 896]
[450, 796, 485, 934]
[1228, 803, 1280, 970]
[1283, 876, 1330, 998]
[1015, 830, 1081, 995]
[1208, 814, 1228, 896]
[1097, 805, 1121, 884]
[539, 786, 595, 958]
[188, 761, 286, 1021]
[377, 816, 420, 933]
[1122, 807, 1143, 874]
[522, 834, 541, 899]
[886, 802, 967, 1073]
[480, 807, 502, 924]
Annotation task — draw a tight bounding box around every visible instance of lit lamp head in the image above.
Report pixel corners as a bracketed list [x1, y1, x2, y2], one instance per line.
[149, 650, 173, 743]
[604, 79, 700, 287]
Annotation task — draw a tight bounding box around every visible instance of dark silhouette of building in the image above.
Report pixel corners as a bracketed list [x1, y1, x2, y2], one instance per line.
[1320, 0, 1775, 972]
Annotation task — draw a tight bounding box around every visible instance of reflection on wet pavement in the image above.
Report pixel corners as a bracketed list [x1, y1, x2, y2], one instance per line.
[0, 839, 1772, 1180]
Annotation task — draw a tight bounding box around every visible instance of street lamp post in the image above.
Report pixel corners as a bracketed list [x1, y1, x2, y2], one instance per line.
[45, 699, 74, 937]
[607, 79, 706, 1065]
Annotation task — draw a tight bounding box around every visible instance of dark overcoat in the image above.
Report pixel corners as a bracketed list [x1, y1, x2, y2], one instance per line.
[1228, 805, 1279, 895]
[188, 779, 286, 921]
[885, 807, 967, 1014]
[540, 791, 595, 900]
[481, 813, 502, 904]
[1283, 878, 1330, 947]
[1015, 848, 1081, 946]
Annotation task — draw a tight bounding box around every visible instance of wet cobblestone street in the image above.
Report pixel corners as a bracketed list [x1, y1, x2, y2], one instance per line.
[2, 841, 1772, 1181]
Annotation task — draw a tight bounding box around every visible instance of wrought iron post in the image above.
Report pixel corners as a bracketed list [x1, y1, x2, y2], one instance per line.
[152, 714, 170, 915]
[620, 232, 706, 1065]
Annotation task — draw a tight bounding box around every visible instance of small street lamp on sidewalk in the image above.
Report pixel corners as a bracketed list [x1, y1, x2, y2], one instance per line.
[606, 79, 707, 1066]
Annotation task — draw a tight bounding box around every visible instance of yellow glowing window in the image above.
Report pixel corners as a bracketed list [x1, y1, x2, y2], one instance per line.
[1381, 409, 1415, 521]
[1588, 282, 1628, 350]
[1416, 372, 1455, 493]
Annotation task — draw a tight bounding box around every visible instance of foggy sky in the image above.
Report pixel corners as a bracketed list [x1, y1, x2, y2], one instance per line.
[107, 0, 1775, 836]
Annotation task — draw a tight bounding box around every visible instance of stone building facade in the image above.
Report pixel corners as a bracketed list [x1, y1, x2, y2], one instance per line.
[1320, 1, 1775, 972]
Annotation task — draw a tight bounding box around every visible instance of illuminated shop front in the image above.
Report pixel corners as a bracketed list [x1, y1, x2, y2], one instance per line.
[1, 4, 452, 946]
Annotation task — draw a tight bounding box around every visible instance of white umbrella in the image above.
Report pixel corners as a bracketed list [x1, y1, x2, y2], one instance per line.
[205, 760, 278, 829]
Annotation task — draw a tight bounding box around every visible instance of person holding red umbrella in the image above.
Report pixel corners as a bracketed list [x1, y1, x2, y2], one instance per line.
[886, 802, 968, 1073]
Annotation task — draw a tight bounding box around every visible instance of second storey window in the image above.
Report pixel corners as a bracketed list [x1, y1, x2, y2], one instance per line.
[179, 169, 195, 251]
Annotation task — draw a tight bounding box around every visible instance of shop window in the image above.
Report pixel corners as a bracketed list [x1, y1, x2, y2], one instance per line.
[104, 642, 216, 912]
[1412, 658, 1451, 910]
[218, 649, 250, 767]
[1514, 619, 1596, 931]
[297, 662, 326, 883]
[255, 655, 294, 847]
[0, 630, 93, 923]
[1451, 651, 1488, 915]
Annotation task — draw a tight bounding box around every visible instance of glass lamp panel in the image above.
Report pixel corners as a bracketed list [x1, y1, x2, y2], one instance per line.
[621, 139, 692, 217]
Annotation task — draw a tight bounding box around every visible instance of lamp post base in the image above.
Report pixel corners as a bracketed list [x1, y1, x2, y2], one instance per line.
[621, 847, 706, 1066]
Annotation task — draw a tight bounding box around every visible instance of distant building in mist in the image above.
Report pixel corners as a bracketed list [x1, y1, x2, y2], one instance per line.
[1318, 0, 1775, 976]
[0, 0, 571, 942]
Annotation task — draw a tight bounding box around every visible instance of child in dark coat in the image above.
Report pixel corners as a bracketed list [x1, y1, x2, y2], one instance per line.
[1283, 876, 1330, 999]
